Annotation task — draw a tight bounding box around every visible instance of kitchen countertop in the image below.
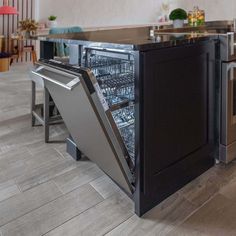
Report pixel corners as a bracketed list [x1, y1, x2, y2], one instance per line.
[38, 21, 233, 51]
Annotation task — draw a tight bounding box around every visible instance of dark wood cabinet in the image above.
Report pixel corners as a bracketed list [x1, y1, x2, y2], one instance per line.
[134, 41, 216, 215]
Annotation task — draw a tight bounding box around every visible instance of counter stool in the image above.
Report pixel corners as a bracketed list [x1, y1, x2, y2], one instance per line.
[31, 80, 63, 143]
[10, 37, 37, 64]
[23, 45, 37, 64]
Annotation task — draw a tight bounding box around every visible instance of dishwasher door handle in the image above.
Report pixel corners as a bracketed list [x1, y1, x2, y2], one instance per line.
[32, 70, 80, 91]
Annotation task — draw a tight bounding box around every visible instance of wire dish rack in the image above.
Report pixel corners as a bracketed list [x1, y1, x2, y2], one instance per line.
[87, 54, 134, 77]
[86, 54, 135, 108]
[86, 53, 135, 165]
[112, 105, 135, 164]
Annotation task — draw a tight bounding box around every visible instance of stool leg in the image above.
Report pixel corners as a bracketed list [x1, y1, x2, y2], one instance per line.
[31, 81, 36, 127]
[44, 87, 50, 143]
[32, 50, 37, 64]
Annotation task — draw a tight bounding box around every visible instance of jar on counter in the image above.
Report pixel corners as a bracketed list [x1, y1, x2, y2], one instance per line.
[188, 7, 205, 26]
[197, 10, 205, 26]
[188, 11, 195, 26]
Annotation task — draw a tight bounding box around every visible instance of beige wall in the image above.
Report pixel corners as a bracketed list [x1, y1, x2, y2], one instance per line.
[37, 0, 180, 27]
[37, 0, 236, 27]
[178, 0, 236, 21]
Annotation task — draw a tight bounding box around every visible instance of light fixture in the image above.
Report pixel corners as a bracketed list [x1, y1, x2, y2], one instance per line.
[0, 0, 18, 15]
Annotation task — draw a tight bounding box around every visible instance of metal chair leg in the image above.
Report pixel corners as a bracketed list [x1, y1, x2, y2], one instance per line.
[44, 87, 50, 143]
[31, 81, 36, 127]
[32, 50, 37, 65]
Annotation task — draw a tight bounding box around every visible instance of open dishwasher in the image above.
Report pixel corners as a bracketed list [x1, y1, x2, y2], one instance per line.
[31, 49, 136, 195]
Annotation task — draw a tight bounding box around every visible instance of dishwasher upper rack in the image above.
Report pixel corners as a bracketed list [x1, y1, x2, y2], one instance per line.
[82, 50, 135, 110]
[97, 72, 135, 108]
[85, 54, 134, 77]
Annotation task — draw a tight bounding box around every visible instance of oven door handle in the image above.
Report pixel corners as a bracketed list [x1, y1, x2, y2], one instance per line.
[228, 32, 235, 56]
[32, 69, 80, 91]
[227, 62, 236, 80]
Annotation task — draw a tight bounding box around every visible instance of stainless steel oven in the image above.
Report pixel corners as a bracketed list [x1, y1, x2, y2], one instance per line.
[220, 62, 236, 162]
[219, 30, 236, 163]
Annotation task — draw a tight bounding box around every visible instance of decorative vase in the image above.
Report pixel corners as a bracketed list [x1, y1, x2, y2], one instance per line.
[47, 20, 57, 28]
[173, 19, 184, 28]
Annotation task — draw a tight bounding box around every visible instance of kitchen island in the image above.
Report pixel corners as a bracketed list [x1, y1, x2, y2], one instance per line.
[34, 23, 222, 216]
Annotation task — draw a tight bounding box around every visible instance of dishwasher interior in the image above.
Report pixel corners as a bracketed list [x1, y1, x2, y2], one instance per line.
[84, 49, 135, 169]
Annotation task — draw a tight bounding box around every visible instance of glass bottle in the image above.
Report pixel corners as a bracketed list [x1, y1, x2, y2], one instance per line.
[188, 11, 194, 26]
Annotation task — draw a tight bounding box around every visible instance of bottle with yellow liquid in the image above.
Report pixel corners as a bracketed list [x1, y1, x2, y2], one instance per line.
[188, 6, 205, 26]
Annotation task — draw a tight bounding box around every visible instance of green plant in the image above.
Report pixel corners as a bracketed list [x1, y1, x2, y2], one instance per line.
[169, 8, 187, 21]
[18, 19, 38, 32]
[48, 15, 57, 21]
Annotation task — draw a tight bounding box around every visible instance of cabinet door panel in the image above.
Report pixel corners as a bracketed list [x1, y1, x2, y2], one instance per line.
[135, 42, 216, 216]
[144, 52, 208, 174]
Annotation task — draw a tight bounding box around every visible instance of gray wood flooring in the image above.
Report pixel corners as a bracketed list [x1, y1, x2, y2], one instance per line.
[0, 63, 236, 235]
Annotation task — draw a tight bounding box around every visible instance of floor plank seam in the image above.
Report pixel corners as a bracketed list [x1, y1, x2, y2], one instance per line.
[103, 214, 135, 236]
[0, 179, 106, 228]
[88, 182, 106, 200]
[0, 114, 31, 127]
[41, 191, 132, 236]
[176, 191, 220, 229]
[15, 159, 76, 193]
[0, 181, 64, 228]
[41, 198, 106, 236]
[52, 170, 105, 195]
[51, 179, 66, 195]
[53, 147, 68, 160]
[0, 185, 21, 204]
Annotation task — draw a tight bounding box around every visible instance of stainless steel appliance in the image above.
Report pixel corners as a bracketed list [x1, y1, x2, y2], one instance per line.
[31, 53, 136, 195]
[219, 28, 236, 163]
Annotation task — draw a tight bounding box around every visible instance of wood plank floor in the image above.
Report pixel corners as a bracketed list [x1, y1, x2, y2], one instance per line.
[0, 63, 236, 235]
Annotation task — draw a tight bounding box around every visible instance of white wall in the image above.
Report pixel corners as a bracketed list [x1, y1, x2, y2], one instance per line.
[38, 0, 180, 27]
[178, 0, 236, 21]
[38, 0, 236, 28]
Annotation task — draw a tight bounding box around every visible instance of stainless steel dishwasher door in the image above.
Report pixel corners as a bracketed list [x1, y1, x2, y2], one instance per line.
[32, 65, 134, 195]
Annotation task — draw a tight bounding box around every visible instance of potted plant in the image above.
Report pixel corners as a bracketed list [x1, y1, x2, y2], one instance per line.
[169, 8, 187, 28]
[19, 19, 38, 38]
[0, 52, 11, 72]
[47, 15, 57, 28]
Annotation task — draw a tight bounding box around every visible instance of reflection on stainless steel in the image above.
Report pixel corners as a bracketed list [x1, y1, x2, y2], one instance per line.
[234, 19, 236, 32]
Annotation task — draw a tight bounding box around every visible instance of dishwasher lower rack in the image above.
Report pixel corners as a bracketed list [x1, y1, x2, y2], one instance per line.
[112, 105, 135, 166]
